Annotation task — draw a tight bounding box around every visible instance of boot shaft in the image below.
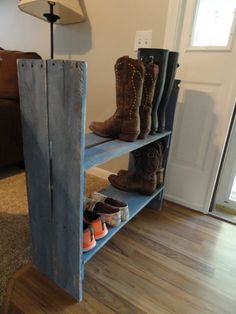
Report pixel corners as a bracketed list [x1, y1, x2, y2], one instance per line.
[115, 56, 145, 120]
[138, 48, 169, 133]
[139, 63, 159, 138]
[158, 51, 179, 132]
[132, 143, 161, 178]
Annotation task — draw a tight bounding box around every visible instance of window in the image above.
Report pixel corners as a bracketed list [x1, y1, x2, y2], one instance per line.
[191, 0, 236, 49]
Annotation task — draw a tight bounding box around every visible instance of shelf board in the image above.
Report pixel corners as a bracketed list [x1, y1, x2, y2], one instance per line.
[83, 184, 164, 264]
[85, 133, 112, 149]
[84, 131, 171, 170]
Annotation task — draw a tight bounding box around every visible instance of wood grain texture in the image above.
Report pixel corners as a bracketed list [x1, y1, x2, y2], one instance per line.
[85, 131, 171, 170]
[83, 185, 164, 263]
[17, 60, 53, 277]
[4, 201, 236, 313]
[18, 60, 87, 301]
[47, 60, 87, 301]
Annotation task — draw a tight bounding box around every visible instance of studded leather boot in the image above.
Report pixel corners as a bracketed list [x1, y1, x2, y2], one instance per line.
[138, 48, 169, 134]
[89, 56, 145, 142]
[138, 63, 159, 139]
[108, 144, 160, 195]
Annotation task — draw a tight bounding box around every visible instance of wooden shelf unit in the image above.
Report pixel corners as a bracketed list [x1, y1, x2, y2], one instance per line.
[17, 59, 179, 301]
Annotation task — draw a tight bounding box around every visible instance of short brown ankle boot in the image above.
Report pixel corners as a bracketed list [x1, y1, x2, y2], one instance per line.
[152, 141, 165, 187]
[138, 63, 159, 139]
[89, 56, 145, 142]
[108, 144, 160, 195]
[117, 141, 165, 189]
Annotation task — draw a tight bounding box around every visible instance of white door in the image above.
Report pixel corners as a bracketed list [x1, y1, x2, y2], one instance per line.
[164, 0, 236, 212]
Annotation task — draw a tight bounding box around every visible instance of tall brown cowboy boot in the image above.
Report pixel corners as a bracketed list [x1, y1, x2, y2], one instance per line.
[108, 144, 160, 195]
[89, 56, 145, 142]
[138, 63, 159, 139]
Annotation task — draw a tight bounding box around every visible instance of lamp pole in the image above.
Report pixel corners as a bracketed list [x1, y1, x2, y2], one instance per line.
[43, 1, 60, 59]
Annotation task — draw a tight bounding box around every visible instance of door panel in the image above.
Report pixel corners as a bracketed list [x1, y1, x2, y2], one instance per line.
[165, 0, 236, 212]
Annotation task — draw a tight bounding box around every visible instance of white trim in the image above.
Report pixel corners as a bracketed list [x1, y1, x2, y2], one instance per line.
[164, 193, 208, 214]
[86, 167, 113, 180]
[163, 0, 186, 51]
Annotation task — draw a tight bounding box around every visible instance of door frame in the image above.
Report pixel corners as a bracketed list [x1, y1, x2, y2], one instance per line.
[209, 104, 236, 212]
[163, 0, 236, 213]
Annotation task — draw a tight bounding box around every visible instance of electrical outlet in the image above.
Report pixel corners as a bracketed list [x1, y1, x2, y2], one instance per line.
[134, 30, 152, 51]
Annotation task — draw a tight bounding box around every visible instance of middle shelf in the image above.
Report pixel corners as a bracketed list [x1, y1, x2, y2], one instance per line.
[83, 184, 164, 264]
[85, 131, 171, 170]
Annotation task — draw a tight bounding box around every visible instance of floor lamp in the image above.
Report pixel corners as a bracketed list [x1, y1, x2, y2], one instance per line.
[18, 0, 84, 59]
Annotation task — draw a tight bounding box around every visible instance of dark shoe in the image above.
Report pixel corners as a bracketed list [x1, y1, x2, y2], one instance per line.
[138, 63, 159, 139]
[157, 51, 179, 132]
[138, 48, 169, 134]
[89, 56, 145, 142]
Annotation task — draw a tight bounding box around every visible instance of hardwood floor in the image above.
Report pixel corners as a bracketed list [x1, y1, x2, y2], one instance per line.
[3, 201, 236, 314]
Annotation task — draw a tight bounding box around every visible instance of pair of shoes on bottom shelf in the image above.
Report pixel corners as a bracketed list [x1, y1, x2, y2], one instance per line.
[83, 212, 108, 252]
[85, 192, 129, 227]
[83, 192, 129, 252]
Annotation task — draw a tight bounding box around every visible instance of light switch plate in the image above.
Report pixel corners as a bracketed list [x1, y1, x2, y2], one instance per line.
[134, 30, 152, 51]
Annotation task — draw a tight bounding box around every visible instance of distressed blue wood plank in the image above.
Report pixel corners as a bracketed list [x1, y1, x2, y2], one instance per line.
[17, 59, 53, 277]
[85, 133, 112, 148]
[83, 185, 164, 264]
[47, 60, 87, 301]
[85, 131, 171, 170]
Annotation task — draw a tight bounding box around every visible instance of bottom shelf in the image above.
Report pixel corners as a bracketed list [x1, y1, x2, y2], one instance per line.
[83, 185, 164, 264]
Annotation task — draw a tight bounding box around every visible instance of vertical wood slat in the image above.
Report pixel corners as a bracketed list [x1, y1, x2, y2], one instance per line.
[18, 59, 87, 301]
[17, 60, 53, 277]
[47, 60, 86, 301]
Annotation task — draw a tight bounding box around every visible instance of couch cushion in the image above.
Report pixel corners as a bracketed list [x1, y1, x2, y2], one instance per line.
[0, 49, 41, 101]
[0, 98, 23, 167]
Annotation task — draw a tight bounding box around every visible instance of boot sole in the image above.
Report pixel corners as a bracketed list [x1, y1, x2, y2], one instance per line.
[89, 125, 115, 138]
[90, 124, 139, 142]
[109, 176, 155, 196]
[119, 132, 139, 142]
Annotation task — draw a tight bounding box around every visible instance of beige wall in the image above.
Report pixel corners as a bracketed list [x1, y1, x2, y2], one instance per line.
[0, 0, 169, 173]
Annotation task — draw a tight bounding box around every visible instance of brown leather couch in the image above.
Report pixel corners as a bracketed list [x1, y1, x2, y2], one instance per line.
[0, 48, 41, 168]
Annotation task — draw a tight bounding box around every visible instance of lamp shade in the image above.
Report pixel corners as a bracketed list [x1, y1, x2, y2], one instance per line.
[18, 0, 84, 24]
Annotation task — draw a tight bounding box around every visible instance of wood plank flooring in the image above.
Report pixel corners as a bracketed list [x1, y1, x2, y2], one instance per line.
[3, 201, 236, 314]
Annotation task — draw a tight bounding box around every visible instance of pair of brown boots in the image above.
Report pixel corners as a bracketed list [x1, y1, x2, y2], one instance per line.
[89, 56, 159, 142]
[108, 141, 164, 195]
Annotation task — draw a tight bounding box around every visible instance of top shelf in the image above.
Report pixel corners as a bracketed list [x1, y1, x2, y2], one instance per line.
[85, 131, 171, 170]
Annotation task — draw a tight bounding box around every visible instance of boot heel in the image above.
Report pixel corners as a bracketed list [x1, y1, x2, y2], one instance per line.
[119, 132, 139, 142]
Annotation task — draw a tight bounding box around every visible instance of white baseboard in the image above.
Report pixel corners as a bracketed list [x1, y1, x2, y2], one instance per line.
[86, 167, 113, 180]
[164, 193, 207, 213]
